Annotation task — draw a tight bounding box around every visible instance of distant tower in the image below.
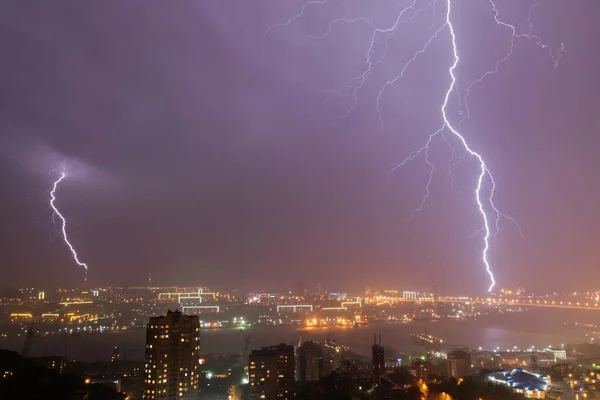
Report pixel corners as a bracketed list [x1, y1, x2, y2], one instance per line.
[372, 333, 385, 383]
[148, 272, 152, 287]
[441, 262, 445, 299]
[21, 322, 34, 357]
[430, 262, 439, 315]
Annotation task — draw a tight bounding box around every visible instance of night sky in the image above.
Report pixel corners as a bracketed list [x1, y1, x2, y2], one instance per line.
[0, 0, 598, 293]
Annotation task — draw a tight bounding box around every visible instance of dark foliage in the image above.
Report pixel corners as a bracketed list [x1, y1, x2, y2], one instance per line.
[0, 349, 123, 400]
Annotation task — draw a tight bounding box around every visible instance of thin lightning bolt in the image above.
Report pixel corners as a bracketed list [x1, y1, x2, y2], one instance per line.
[389, 127, 442, 221]
[459, 0, 565, 129]
[260, 0, 330, 58]
[261, 0, 562, 292]
[50, 172, 89, 280]
[328, 0, 437, 124]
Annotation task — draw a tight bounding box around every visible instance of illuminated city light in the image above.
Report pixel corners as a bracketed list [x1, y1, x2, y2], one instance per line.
[59, 301, 93, 306]
[276, 305, 313, 313]
[181, 306, 220, 313]
[157, 291, 216, 301]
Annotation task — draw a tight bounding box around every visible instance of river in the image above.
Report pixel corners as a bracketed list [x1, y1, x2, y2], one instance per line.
[1, 308, 599, 362]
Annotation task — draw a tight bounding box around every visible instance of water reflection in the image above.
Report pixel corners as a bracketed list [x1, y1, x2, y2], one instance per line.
[0, 308, 596, 362]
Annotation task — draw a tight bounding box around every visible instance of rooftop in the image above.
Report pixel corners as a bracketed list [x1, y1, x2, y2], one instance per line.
[488, 368, 548, 392]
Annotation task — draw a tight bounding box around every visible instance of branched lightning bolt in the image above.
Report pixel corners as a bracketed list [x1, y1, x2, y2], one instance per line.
[261, 0, 562, 292]
[260, 0, 330, 58]
[459, 0, 565, 129]
[50, 172, 89, 274]
[389, 127, 442, 221]
[328, 0, 437, 124]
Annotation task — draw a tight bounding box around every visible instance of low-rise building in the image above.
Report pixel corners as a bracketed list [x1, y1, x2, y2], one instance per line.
[488, 368, 548, 399]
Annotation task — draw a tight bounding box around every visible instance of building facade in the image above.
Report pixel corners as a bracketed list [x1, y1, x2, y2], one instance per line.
[143, 310, 200, 400]
[297, 341, 319, 382]
[410, 360, 443, 381]
[548, 348, 567, 361]
[297, 341, 334, 382]
[248, 344, 295, 400]
[447, 349, 471, 378]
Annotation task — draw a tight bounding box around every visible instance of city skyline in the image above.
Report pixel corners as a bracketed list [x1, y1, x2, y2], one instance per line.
[1, 1, 599, 294]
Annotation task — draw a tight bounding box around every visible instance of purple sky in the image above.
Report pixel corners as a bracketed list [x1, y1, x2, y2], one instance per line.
[0, 0, 598, 294]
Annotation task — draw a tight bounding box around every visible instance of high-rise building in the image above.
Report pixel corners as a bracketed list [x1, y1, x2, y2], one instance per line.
[297, 341, 319, 382]
[143, 310, 200, 400]
[248, 344, 295, 400]
[297, 341, 334, 382]
[447, 349, 471, 378]
[372, 333, 385, 382]
[319, 351, 333, 378]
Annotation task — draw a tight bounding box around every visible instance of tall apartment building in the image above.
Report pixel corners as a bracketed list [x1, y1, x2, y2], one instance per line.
[248, 344, 295, 400]
[143, 310, 200, 400]
[447, 349, 472, 378]
[297, 341, 334, 382]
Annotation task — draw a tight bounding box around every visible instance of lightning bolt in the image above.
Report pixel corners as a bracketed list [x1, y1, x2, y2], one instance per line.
[50, 172, 89, 280]
[260, 0, 330, 58]
[459, 0, 565, 129]
[328, 0, 437, 124]
[261, 0, 562, 292]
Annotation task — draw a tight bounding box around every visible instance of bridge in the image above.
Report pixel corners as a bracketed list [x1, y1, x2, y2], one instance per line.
[428, 297, 600, 311]
[270, 297, 600, 315]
